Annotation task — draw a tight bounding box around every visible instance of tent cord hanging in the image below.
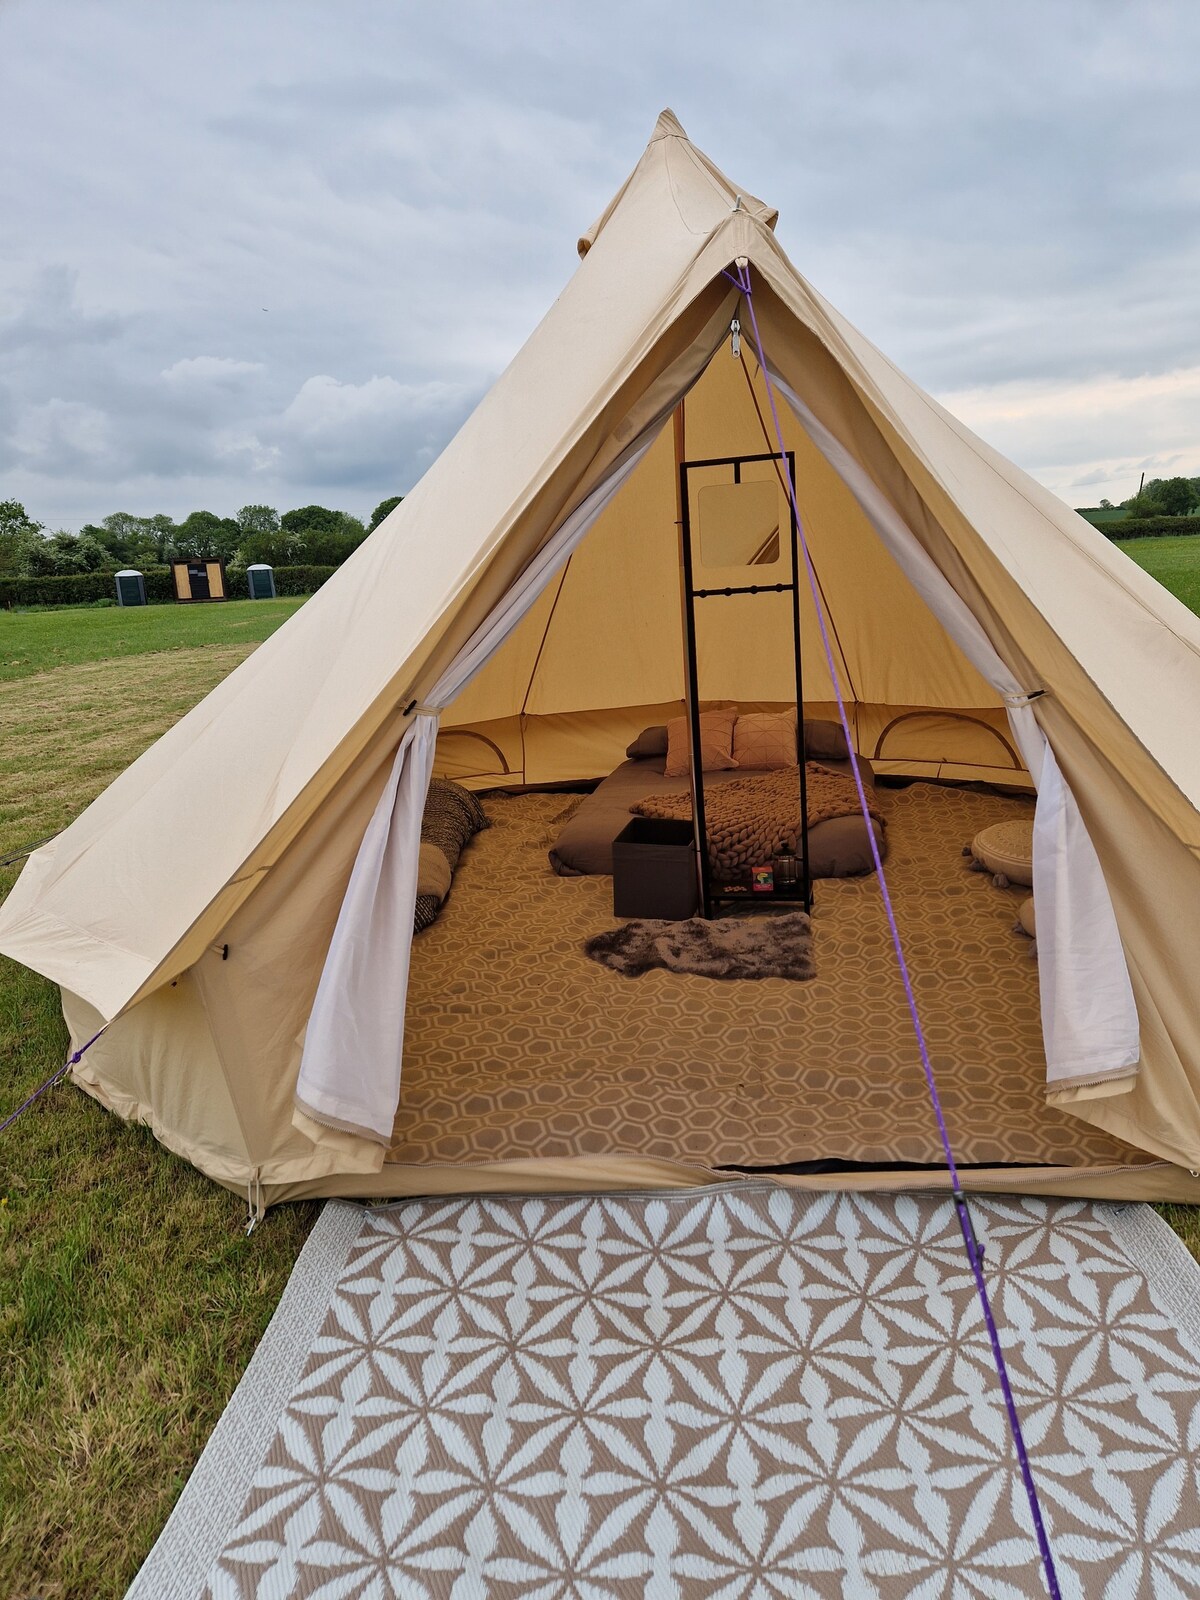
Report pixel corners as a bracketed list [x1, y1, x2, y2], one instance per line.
[726, 259, 1063, 1600]
[0, 833, 57, 871]
[0, 1027, 107, 1138]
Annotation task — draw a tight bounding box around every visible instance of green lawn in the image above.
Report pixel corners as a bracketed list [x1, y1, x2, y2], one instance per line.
[1114, 533, 1200, 615]
[0, 595, 306, 683]
[1, 568, 1199, 1596]
[0, 600, 317, 1600]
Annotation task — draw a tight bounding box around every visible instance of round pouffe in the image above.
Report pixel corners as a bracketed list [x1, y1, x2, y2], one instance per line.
[1017, 896, 1036, 937]
[970, 820, 1034, 888]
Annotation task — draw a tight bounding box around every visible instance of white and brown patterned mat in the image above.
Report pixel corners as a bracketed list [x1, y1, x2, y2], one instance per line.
[129, 1185, 1200, 1599]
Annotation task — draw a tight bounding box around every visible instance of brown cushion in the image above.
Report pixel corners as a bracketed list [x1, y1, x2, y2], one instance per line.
[626, 725, 669, 759]
[732, 709, 797, 770]
[664, 707, 739, 779]
[803, 718, 850, 761]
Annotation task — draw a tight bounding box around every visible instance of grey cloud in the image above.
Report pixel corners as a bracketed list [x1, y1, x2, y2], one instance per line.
[1, 0, 1197, 528]
[0, 267, 124, 357]
[267, 372, 485, 486]
[11, 398, 113, 477]
[162, 358, 266, 385]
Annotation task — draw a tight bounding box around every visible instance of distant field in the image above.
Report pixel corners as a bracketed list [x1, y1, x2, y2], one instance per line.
[1113, 533, 1200, 616]
[0, 596, 306, 682]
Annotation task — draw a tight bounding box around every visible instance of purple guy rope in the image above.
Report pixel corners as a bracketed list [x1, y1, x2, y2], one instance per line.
[730, 258, 1062, 1600]
[0, 1029, 106, 1137]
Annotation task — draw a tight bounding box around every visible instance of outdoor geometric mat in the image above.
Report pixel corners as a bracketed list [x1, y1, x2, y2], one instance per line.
[127, 1185, 1200, 1600]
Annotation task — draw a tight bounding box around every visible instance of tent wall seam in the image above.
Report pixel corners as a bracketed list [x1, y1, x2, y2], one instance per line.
[517, 553, 576, 781]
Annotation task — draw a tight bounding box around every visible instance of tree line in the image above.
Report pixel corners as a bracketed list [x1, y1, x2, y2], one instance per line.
[0, 496, 404, 579]
[1095, 476, 1200, 519]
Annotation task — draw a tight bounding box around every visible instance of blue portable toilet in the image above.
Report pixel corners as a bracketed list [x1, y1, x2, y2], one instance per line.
[115, 569, 146, 607]
[247, 563, 276, 600]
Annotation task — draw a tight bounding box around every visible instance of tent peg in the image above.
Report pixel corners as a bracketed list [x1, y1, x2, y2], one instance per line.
[245, 1172, 265, 1234]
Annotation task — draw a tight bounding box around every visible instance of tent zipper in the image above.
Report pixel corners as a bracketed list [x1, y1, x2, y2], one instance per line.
[1045, 1071, 1140, 1094]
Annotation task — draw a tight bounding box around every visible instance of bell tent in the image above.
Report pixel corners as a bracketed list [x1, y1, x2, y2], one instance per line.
[3, 111, 1200, 1212]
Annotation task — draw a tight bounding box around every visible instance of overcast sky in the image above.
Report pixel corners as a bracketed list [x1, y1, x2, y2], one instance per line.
[2, 0, 1196, 533]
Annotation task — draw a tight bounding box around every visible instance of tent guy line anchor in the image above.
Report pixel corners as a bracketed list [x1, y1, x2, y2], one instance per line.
[0, 1027, 107, 1138]
[0, 832, 58, 870]
[728, 256, 1064, 1600]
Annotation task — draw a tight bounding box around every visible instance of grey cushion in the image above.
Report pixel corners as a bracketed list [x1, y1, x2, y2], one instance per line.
[629, 716, 849, 762]
[626, 724, 670, 759]
[802, 717, 850, 761]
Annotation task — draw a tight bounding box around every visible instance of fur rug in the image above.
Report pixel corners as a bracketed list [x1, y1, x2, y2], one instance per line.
[585, 910, 815, 981]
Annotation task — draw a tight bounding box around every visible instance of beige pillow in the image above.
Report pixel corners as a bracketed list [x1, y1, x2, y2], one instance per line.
[416, 842, 452, 902]
[663, 707, 739, 778]
[733, 708, 798, 770]
[970, 819, 1034, 887]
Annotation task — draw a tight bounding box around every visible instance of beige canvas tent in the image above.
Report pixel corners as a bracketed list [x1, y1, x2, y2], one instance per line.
[3, 110, 1200, 1212]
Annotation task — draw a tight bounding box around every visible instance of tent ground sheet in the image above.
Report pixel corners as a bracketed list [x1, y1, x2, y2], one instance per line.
[392, 785, 1145, 1176]
[127, 1185, 1200, 1599]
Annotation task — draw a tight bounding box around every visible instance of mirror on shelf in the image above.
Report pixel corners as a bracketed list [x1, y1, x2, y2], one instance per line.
[697, 480, 781, 569]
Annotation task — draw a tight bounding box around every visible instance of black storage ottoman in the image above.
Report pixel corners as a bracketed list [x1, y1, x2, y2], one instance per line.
[611, 817, 699, 920]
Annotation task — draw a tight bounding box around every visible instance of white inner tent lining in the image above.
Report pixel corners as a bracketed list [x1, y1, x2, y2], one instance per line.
[295, 427, 662, 1143]
[294, 365, 1140, 1148]
[771, 373, 1139, 1095]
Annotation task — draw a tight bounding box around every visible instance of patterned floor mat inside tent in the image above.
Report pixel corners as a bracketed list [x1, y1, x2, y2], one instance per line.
[128, 1186, 1200, 1599]
[393, 786, 1147, 1174]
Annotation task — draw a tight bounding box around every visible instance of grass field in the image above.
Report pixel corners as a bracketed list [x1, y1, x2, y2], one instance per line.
[0, 601, 317, 1600]
[0, 595, 306, 682]
[1113, 533, 1200, 615]
[1, 559, 1199, 1597]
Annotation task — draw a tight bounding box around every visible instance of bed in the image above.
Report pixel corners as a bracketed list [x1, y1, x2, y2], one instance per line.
[549, 750, 886, 879]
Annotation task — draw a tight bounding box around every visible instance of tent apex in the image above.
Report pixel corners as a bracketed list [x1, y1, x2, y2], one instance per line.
[652, 108, 688, 141]
[578, 108, 776, 257]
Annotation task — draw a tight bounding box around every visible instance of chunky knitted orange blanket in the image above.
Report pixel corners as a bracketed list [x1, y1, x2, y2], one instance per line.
[632, 763, 883, 878]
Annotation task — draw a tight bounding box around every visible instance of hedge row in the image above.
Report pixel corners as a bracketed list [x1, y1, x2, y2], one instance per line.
[259, 564, 338, 596]
[1104, 515, 1200, 542]
[0, 564, 338, 609]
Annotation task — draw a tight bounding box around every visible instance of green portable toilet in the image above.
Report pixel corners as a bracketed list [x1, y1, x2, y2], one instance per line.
[247, 563, 276, 600]
[115, 569, 146, 607]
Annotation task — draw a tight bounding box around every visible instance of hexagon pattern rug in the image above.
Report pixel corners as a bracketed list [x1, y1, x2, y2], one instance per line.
[127, 1185, 1200, 1599]
[393, 787, 1146, 1175]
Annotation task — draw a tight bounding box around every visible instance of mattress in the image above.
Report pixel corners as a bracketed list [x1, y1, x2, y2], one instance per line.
[549, 754, 885, 878]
